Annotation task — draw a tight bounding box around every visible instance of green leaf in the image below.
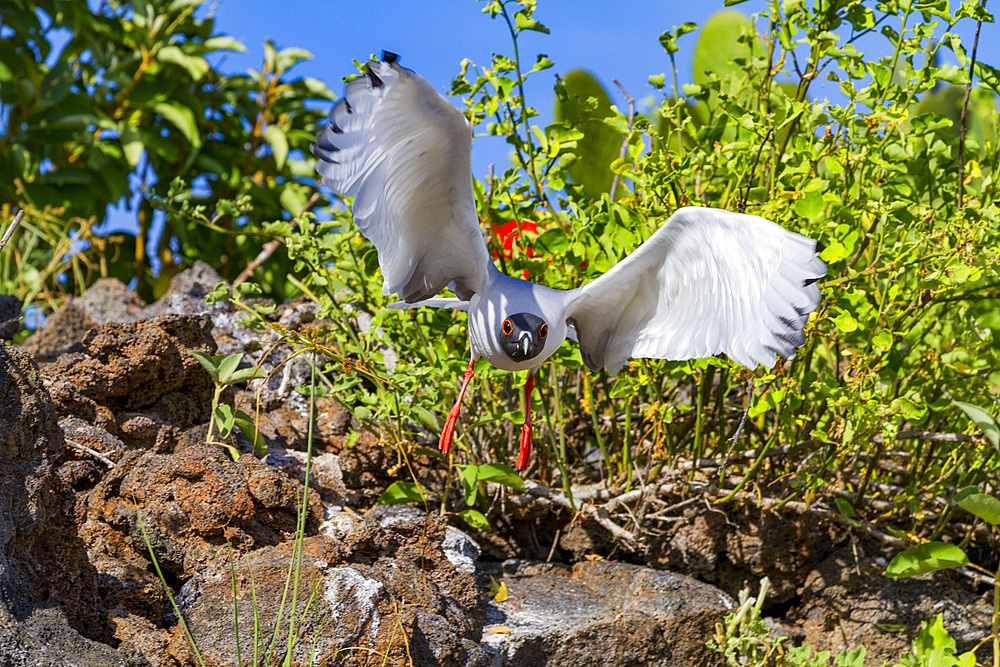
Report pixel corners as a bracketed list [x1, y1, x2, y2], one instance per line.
[279, 184, 307, 216]
[894, 395, 927, 422]
[953, 488, 1000, 526]
[529, 54, 554, 74]
[885, 541, 968, 578]
[457, 464, 479, 506]
[188, 350, 222, 382]
[952, 400, 1000, 450]
[276, 47, 313, 73]
[232, 409, 264, 455]
[514, 12, 549, 34]
[120, 123, 144, 168]
[294, 383, 329, 397]
[153, 102, 201, 147]
[834, 498, 860, 527]
[216, 353, 244, 384]
[214, 403, 235, 438]
[476, 463, 525, 492]
[226, 366, 268, 384]
[410, 406, 439, 431]
[156, 45, 209, 81]
[378, 481, 427, 505]
[203, 36, 246, 53]
[833, 311, 859, 333]
[794, 190, 826, 221]
[872, 330, 893, 351]
[609, 377, 636, 399]
[458, 508, 491, 530]
[264, 123, 288, 169]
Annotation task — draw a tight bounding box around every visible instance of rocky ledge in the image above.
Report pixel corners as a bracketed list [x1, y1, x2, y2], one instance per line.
[0, 263, 991, 665]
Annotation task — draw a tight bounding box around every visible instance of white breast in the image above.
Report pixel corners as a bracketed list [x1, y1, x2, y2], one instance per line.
[467, 275, 572, 372]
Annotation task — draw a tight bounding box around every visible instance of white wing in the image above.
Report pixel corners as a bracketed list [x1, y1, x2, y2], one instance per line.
[565, 207, 826, 374]
[386, 298, 469, 312]
[312, 54, 494, 302]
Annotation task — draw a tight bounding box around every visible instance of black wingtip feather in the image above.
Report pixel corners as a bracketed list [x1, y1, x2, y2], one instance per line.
[382, 51, 398, 64]
[814, 240, 826, 254]
[366, 67, 383, 88]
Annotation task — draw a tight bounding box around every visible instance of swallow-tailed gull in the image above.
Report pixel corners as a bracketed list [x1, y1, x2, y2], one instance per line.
[312, 53, 826, 471]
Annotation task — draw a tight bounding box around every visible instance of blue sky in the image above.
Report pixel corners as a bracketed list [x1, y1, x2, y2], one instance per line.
[205, 0, 998, 175]
[206, 0, 724, 174]
[93, 0, 999, 249]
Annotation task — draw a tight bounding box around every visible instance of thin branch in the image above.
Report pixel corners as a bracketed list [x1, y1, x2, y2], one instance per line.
[609, 79, 635, 201]
[0, 210, 24, 254]
[65, 438, 116, 467]
[874, 429, 979, 444]
[234, 190, 322, 285]
[719, 377, 756, 479]
[522, 480, 635, 543]
[958, 0, 987, 211]
[737, 129, 773, 214]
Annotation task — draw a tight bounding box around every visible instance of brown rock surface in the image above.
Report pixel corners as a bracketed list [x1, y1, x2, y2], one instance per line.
[82, 444, 322, 580]
[644, 499, 844, 604]
[483, 559, 734, 666]
[789, 545, 992, 663]
[42, 314, 217, 441]
[0, 343, 121, 662]
[22, 301, 95, 361]
[169, 513, 490, 666]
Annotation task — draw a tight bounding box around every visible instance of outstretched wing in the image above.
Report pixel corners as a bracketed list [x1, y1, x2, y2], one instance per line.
[565, 207, 826, 374]
[312, 54, 493, 302]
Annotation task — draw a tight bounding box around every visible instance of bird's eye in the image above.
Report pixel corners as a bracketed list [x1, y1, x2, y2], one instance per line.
[539, 323, 548, 339]
[502, 319, 513, 336]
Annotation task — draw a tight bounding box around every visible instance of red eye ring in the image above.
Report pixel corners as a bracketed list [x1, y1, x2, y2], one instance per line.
[539, 323, 548, 339]
[502, 319, 513, 336]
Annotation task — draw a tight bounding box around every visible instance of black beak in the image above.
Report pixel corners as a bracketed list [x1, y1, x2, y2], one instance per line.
[505, 332, 543, 361]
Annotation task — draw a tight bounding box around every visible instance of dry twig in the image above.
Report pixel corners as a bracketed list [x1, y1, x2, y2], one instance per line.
[65, 438, 116, 468]
[0, 210, 24, 254]
[234, 190, 322, 285]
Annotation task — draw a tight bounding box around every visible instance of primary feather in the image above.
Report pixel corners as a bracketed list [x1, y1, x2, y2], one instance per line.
[311, 56, 493, 302]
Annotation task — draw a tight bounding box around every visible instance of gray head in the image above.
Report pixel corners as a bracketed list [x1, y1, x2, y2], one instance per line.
[500, 312, 548, 362]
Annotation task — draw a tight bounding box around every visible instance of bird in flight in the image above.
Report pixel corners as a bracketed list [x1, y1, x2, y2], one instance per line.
[312, 53, 826, 472]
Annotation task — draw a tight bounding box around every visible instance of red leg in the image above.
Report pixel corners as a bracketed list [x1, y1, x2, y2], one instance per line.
[439, 359, 476, 455]
[516, 372, 535, 471]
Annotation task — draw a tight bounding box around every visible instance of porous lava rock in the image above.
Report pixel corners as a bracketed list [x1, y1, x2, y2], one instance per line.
[81, 444, 323, 581]
[643, 498, 845, 604]
[21, 301, 95, 361]
[41, 314, 217, 442]
[482, 559, 734, 666]
[789, 545, 992, 663]
[166, 512, 490, 666]
[0, 343, 121, 663]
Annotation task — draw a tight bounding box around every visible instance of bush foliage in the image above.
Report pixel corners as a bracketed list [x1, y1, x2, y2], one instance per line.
[5, 0, 1000, 605]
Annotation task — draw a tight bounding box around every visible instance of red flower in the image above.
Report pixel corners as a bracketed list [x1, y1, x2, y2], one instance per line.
[491, 220, 540, 279]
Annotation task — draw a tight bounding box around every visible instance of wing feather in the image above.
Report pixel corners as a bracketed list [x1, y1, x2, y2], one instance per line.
[312, 56, 493, 302]
[565, 207, 826, 374]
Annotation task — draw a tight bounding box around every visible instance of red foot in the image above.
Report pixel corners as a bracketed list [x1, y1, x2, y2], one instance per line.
[516, 421, 532, 471]
[439, 359, 476, 456]
[439, 407, 460, 455]
[516, 372, 535, 471]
